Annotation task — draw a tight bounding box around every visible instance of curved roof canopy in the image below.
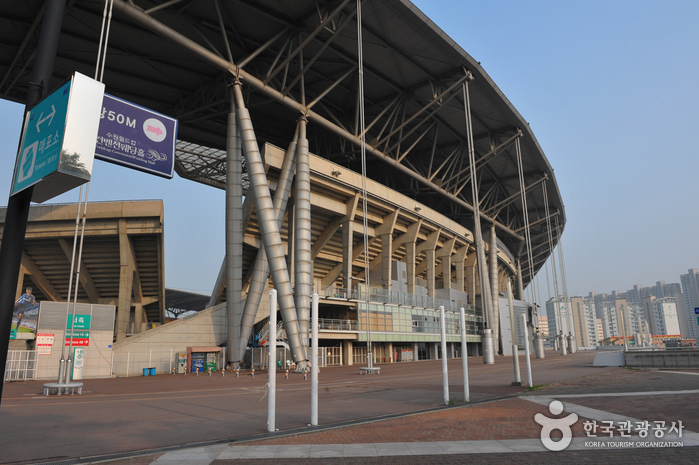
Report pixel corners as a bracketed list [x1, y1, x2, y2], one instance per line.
[0, 0, 565, 287]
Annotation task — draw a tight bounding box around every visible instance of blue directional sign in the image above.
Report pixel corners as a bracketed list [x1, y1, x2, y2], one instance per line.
[695, 307, 699, 315]
[11, 72, 104, 203]
[95, 94, 177, 178]
[12, 80, 72, 195]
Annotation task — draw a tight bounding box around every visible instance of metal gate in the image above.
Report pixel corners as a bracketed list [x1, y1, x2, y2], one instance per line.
[4, 350, 37, 381]
[353, 346, 375, 365]
[323, 346, 342, 366]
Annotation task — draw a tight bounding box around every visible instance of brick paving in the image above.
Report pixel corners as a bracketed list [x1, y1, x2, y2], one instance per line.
[237, 398, 593, 446]
[208, 448, 699, 464]
[566, 393, 699, 433]
[94, 454, 164, 465]
[5, 355, 699, 464]
[521, 367, 699, 396]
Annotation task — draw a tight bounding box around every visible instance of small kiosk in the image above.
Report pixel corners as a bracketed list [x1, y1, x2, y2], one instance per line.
[186, 347, 221, 374]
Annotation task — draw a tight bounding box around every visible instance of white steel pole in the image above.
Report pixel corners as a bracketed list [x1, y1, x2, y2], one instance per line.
[311, 293, 319, 425]
[439, 306, 449, 405]
[522, 314, 533, 387]
[459, 307, 470, 402]
[268, 289, 277, 432]
[507, 280, 521, 385]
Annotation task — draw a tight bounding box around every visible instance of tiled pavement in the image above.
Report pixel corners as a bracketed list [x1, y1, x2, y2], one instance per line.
[102, 388, 699, 465]
[13, 363, 699, 464]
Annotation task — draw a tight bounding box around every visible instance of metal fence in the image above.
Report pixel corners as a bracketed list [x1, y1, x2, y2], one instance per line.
[4, 350, 37, 381]
[111, 349, 226, 377]
[249, 347, 332, 369]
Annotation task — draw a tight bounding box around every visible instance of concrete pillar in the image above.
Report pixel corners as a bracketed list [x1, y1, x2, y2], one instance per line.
[433, 342, 440, 359]
[450, 342, 455, 358]
[516, 259, 525, 301]
[387, 342, 394, 362]
[342, 220, 353, 290]
[426, 249, 436, 298]
[226, 95, 243, 366]
[295, 118, 312, 349]
[439, 252, 452, 290]
[381, 233, 392, 290]
[134, 304, 145, 334]
[465, 254, 476, 305]
[456, 260, 465, 293]
[406, 242, 416, 294]
[234, 83, 305, 363]
[286, 205, 294, 283]
[15, 266, 27, 302]
[413, 342, 419, 361]
[343, 340, 353, 366]
[489, 225, 500, 350]
[116, 220, 133, 342]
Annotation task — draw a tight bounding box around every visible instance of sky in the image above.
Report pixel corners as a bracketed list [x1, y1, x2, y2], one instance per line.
[1, 0, 698, 300]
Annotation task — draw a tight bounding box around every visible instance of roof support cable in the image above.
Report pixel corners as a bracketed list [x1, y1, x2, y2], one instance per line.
[556, 217, 574, 346]
[357, 0, 373, 369]
[463, 79, 492, 332]
[515, 137, 537, 318]
[62, 0, 115, 386]
[542, 181, 563, 338]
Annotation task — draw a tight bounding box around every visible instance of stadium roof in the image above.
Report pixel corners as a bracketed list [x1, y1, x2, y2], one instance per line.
[0, 0, 565, 286]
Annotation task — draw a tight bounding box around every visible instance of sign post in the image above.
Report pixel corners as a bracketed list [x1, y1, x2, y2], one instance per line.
[72, 347, 85, 380]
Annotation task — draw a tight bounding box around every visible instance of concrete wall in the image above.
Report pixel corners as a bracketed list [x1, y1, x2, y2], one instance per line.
[625, 349, 699, 369]
[111, 303, 227, 375]
[34, 302, 116, 380]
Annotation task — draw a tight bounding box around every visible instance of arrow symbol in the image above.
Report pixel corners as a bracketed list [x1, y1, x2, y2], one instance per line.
[147, 125, 163, 136]
[36, 105, 56, 132]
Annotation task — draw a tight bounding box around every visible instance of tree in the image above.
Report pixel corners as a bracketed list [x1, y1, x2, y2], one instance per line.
[166, 307, 194, 319]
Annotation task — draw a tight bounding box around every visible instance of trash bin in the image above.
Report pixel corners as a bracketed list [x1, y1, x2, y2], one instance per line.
[143, 368, 149, 376]
[149, 367, 156, 376]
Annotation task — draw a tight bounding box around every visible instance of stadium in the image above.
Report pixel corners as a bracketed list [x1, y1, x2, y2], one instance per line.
[0, 0, 565, 375]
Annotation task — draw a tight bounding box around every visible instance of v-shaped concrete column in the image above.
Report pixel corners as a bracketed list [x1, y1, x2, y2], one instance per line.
[238, 132, 299, 362]
[233, 82, 306, 363]
[295, 118, 312, 349]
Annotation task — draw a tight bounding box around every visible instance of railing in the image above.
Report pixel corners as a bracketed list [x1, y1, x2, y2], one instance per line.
[318, 318, 357, 331]
[317, 284, 481, 316]
[4, 351, 37, 381]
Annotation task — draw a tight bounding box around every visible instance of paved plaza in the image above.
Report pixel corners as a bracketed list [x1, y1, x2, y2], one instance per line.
[2, 351, 699, 464]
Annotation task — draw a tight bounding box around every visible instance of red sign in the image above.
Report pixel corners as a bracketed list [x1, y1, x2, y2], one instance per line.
[37, 333, 54, 355]
[65, 338, 89, 347]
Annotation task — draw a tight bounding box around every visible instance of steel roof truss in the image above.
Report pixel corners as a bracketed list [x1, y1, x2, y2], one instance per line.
[485, 175, 548, 218]
[263, 0, 352, 86]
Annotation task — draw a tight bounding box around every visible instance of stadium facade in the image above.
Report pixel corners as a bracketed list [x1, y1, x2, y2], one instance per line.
[0, 1, 565, 369]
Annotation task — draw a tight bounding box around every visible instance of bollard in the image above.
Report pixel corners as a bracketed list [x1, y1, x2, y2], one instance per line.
[482, 329, 495, 364]
[172, 367, 175, 375]
[285, 370, 289, 379]
[185, 367, 188, 376]
[236, 368, 240, 377]
[222, 369, 225, 377]
[304, 371, 308, 381]
[251, 368, 255, 378]
[534, 331, 545, 359]
[196, 368, 199, 376]
[208, 368, 212, 376]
